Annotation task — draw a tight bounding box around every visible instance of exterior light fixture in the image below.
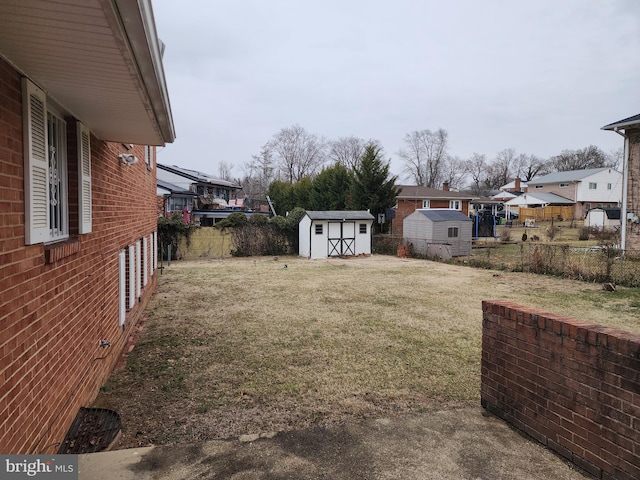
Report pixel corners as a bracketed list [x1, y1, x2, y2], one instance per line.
[118, 153, 138, 166]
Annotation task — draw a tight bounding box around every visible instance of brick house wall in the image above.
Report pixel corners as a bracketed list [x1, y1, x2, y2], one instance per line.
[0, 58, 158, 454]
[627, 129, 640, 251]
[482, 300, 640, 480]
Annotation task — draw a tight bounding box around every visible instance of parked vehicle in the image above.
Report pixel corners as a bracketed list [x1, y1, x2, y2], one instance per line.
[496, 210, 519, 220]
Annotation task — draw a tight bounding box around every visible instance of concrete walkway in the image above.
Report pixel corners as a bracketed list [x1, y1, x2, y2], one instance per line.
[78, 407, 590, 480]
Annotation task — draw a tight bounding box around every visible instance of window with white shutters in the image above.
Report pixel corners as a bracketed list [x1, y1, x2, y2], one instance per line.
[22, 78, 92, 244]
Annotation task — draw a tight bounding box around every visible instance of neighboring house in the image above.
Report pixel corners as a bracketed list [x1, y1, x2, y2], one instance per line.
[0, 0, 175, 454]
[526, 168, 623, 219]
[403, 209, 472, 258]
[394, 184, 474, 236]
[299, 211, 374, 259]
[584, 208, 621, 230]
[602, 114, 640, 251]
[499, 177, 528, 193]
[157, 179, 198, 217]
[157, 163, 243, 225]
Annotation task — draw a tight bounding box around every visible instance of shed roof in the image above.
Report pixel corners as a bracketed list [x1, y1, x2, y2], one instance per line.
[414, 209, 472, 222]
[529, 168, 616, 184]
[305, 211, 375, 221]
[588, 207, 621, 220]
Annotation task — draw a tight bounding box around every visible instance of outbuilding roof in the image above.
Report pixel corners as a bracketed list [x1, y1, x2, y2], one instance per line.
[588, 207, 621, 220]
[305, 211, 375, 221]
[414, 209, 472, 222]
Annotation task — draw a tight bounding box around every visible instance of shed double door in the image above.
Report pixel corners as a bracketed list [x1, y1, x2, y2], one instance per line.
[328, 222, 355, 257]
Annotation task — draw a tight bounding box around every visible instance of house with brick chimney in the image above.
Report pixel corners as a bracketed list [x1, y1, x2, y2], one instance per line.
[0, 0, 175, 454]
[393, 183, 474, 236]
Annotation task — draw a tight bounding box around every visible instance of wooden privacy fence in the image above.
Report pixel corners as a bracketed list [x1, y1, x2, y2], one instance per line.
[518, 206, 574, 222]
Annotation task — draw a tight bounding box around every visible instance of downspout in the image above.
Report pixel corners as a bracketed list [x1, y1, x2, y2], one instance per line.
[613, 128, 629, 254]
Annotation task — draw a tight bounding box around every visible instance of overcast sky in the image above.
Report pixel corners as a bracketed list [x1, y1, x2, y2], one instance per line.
[151, 0, 639, 182]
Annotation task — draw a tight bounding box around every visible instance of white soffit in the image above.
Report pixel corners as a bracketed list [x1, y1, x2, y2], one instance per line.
[0, 0, 174, 145]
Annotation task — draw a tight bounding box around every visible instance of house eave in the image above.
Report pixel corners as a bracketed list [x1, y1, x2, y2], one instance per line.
[601, 114, 640, 132]
[0, 0, 175, 145]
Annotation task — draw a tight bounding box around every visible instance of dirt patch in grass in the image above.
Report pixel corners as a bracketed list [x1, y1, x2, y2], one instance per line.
[93, 255, 640, 448]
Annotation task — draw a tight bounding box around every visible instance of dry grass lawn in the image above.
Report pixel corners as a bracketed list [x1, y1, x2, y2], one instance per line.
[93, 255, 640, 448]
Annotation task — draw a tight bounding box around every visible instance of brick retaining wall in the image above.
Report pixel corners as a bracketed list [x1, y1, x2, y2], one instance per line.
[481, 301, 640, 480]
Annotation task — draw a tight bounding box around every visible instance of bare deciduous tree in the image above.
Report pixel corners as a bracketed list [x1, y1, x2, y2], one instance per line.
[241, 143, 276, 200]
[398, 128, 449, 187]
[217, 161, 233, 181]
[328, 136, 366, 171]
[607, 147, 623, 171]
[550, 145, 608, 172]
[440, 155, 468, 191]
[465, 153, 488, 195]
[513, 154, 550, 182]
[269, 124, 327, 183]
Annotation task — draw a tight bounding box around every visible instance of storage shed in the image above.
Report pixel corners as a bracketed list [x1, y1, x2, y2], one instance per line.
[403, 209, 473, 258]
[584, 208, 621, 230]
[299, 211, 374, 259]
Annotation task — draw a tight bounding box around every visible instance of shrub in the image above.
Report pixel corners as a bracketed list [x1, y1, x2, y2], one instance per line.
[500, 230, 512, 242]
[545, 225, 560, 241]
[157, 213, 195, 260]
[223, 209, 306, 257]
[578, 226, 591, 241]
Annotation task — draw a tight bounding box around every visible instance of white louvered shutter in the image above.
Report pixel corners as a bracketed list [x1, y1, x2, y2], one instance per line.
[119, 250, 126, 326]
[149, 233, 155, 277]
[77, 122, 92, 234]
[22, 78, 49, 245]
[143, 236, 148, 286]
[135, 240, 141, 299]
[128, 244, 136, 310]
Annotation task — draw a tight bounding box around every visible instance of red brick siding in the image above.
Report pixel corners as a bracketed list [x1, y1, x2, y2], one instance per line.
[482, 300, 640, 480]
[393, 199, 470, 236]
[0, 58, 158, 453]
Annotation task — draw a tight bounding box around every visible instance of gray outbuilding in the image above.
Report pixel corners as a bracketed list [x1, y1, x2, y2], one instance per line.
[403, 209, 473, 258]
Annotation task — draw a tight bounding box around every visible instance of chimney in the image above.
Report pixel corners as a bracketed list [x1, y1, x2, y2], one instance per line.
[515, 177, 521, 192]
[442, 182, 449, 191]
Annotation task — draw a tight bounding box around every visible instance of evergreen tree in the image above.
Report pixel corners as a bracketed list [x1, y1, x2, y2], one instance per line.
[309, 163, 353, 210]
[349, 143, 399, 233]
[266, 177, 313, 215]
